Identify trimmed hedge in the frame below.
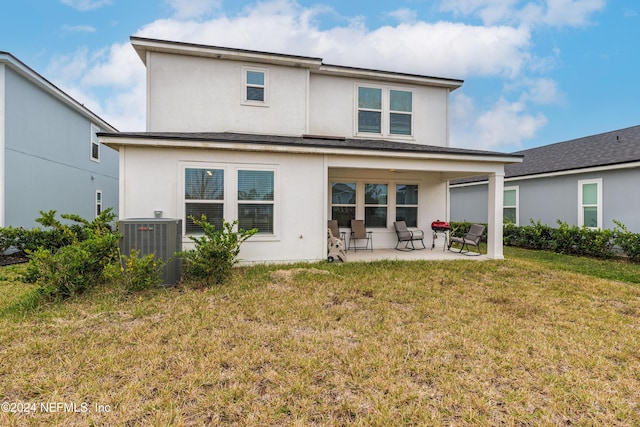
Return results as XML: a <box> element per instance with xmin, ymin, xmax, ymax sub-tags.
<box><xmin>449</xmin><ymin>220</ymin><xmax>640</xmax><ymax>262</ymax></box>
<box><xmin>502</xmin><ymin>219</ymin><xmax>640</xmax><ymax>262</ymax></box>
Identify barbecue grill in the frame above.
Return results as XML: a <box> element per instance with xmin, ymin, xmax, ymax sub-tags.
<box><xmin>430</xmin><ymin>220</ymin><xmax>450</xmax><ymax>250</ymax></box>
<box><xmin>431</xmin><ymin>220</ymin><xmax>450</xmax><ymax>232</ymax></box>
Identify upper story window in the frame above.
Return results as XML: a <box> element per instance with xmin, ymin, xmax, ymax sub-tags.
<box><xmin>357</xmin><ymin>86</ymin><xmax>413</xmax><ymax>137</ymax></box>
<box><xmin>390</xmin><ymin>90</ymin><xmax>412</xmax><ymax>135</ymax></box>
<box><xmin>90</xmin><ymin>124</ymin><xmax>100</xmax><ymax>162</ymax></box>
<box><xmin>358</xmin><ymin>87</ymin><xmax>382</xmax><ymax>133</ymax></box>
<box><xmin>243</xmin><ymin>67</ymin><xmax>269</xmax><ymax>105</ymax></box>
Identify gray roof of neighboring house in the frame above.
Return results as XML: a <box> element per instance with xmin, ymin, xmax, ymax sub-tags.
<box><xmin>451</xmin><ymin>124</ymin><xmax>640</xmax><ymax>184</ymax></box>
<box><xmin>507</xmin><ymin>124</ymin><xmax>640</xmax><ymax>178</ymax></box>
<box><xmin>98</xmin><ymin>131</ymin><xmax>521</xmax><ymax>160</ymax></box>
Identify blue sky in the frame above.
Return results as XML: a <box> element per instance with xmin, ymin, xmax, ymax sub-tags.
<box><xmin>2</xmin><ymin>0</ymin><xmax>638</xmax><ymax>152</ymax></box>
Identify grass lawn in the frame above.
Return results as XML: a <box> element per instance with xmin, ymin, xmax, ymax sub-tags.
<box><xmin>1</xmin><ymin>251</ymin><xmax>640</xmax><ymax>425</ymax></box>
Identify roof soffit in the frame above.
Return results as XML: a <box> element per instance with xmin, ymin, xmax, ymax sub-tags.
<box><xmin>130</xmin><ymin>37</ymin><xmax>463</xmax><ymax>89</ymax></box>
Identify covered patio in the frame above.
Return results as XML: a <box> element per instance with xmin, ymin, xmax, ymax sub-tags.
<box><xmin>344</xmin><ymin>246</ymin><xmax>491</xmax><ymax>262</ymax></box>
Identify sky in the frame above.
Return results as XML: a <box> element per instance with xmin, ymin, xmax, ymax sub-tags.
<box><xmin>1</xmin><ymin>0</ymin><xmax>639</xmax><ymax>152</ymax></box>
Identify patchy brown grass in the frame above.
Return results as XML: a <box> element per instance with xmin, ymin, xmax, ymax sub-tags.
<box><xmin>1</xmin><ymin>257</ymin><xmax>640</xmax><ymax>426</ymax></box>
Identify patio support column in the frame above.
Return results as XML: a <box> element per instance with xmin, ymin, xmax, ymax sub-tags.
<box><xmin>487</xmin><ymin>171</ymin><xmax>505</xmax><ymax>260</ymax></box>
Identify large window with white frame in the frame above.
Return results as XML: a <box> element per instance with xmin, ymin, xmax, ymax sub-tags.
<box><xmin>242</xmin><ymin>66</ymin><xmax>268</xmax><ymax>105</ymax></box>
<box><xmin>330</xmin><ymin>181</ymin><xmax>419</xmax><ymax>229</ymax></box>
<box><xmin>90</xmin><ymin>124</ymin><xmax>100</xmax><ymax>162</ymax></box>
<box><xmin>184</xmin><ymin>168</ymin><xmax>225</xmax><ymax>233</ymax></box>
<box><xmin>237</xmin><ymin>170</ymin><xmax>275</xmax><ymax>234</ymax></box>
<box><xmin>578</xmin><ymin>178</ymin><xmax>602</xmax><ymax>229</ymax></box>
<box><xmin>331</xmin><ymin>182</ymin><xmax>356</xmax><ymax>227</ymax></box>
<box><xmin>503</xmin><ymin>186</ymin><xmax>519</xmax><ymax>225</ymax></box>
<box><xmin>396</xmin><ymin>184</ymin><xmax>418</xmax><ymax>227</ymax></box>
<box><xmin>357</xmin><ymin>85</ymin><xmax>413</xmax><ymax>137</ymax></box>
<box><xmin>364</xmin><ymin>184</ymin><xmax>388</xmax><ymax>228</ymax></box>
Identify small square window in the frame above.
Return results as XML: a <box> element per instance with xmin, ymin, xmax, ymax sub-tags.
<box><xmin>243</xmin><ymin>68</ymin><xmax>268</xmax><ymax>104</ymax></box>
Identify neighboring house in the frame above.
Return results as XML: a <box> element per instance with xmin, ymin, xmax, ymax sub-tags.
<box><xmin>0</xmin><ymin>52</ymin><xmax>118</xmax><ymax>228</ymax></box>
<box><xmin>100</xmin><ymin>37</ymin><xmax>521</xmax><ymax>263</ymax></box>
<box><xmin>450</xmin><ymin>125</ymin><xmax>640</xmax><ymax>233</ymax></box>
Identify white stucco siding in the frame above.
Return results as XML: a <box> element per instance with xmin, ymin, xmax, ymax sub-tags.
<box><xmin>308</xmin><ymin>74</ymin><xmax>450</xmax><ymax>146</ymax></box>
<box><xmin>120</xmin><ymin>147</ymin><xmax>326</xmax><ymax>263</ymax></box>
<box><xmin>147</xmin><ymin>53</ymin><xmax>308</xmax><ymax>135</ymax></box>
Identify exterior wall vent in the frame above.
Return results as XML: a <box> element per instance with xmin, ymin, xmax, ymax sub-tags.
<box><xmin>118</xmin><ymin>218</ymin><xmax>182</xmax><ymax>285</ymax></box>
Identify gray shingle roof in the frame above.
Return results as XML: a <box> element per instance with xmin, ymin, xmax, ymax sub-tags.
<box><xmin>506</xmin><ymin>124</ymin><xmax>640</xmax><ymax>178</ymax></box>
<box><xmin>99</xmin><ymin>131</ymin><xmax>521</xmax><ymax>159</ymax></box>
<box><xmin>450</xmin><ymin>124</ymin><xmax>640</xmax><ymax>184</ymax></box>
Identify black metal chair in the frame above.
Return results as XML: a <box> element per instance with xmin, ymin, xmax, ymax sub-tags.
<box><xmin>448</xmin><ymin>224</ymin><xmax>485</xmax><ymax>255</ymax></box>
<box><xmin>393</xmin><ymin>221</ymin><xmax>426</xmax><ymax>251</ymax></box>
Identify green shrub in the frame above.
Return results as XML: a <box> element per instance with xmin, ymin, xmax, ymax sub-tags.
<box><xmin>503</xmin><ymin>219</ymin><xmax>631</xmax><ymax>261</ymax></box>
<box><xmin>23</xmin><ymin>233</ymin><xmax>119</xmax><ymax>299</ymax></box>
<box><xmin>21</xmin><ymin>209</ymin><xmax>120</xmax><ymax>300</ymax></box>
<box><xmin>178</xmin><ymin>216</ymin><xmax>257</xmax><ymax>286</ymax></box>
<box><xmin>106</xmin><ymin>248</ymin><xmax>164</xmax><ymax>293</ymax></box>
<box><xmin>613</xmin><ymin>220</ymin><xmax>640</xmax><ymax>262</ymax></box>
<box><xmin>0</xmin><ymin>209</ymin><xmax>117</xmax><ymax>255</ymax></box>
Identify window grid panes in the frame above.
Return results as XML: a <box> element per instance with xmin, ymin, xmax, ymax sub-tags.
<box><xmin>331</xmin><ymin>182</ymin><xmax>356</xmax><ymax>227</ymax></box>
<box><xmin>357</xmin><ymin>86</ymin><xmax>413</xmax><ymax>136</ymax></box>
<box><xmin>358</xmin><ymin>87</ymin><xmax>382</xmax><ymax>133</ymax></box>
<box><xmin>396</xmin><ymin>184</ymin><xmax>418</xmax><ymax>227</ymax></box>
<box><xmin>579</xmin><ymin>180</ymin><xmax>600</xmax><ymax>229</ymax></box>
<box><xmin>95</xmin><ymin>190</ymin><xmax>102</xmax><ymax>217</ymax></box>
<box><xmin>185</xmin><ymin>168</ymin><xmax>224</xmax><ymax>233</ymax></box>
<box><xmin>503</xmin><ymin>188</ymin><xmax>517</xmax><ymax>225</ymax></box>
<box><xmin>245</xmin><ymin>70</ymin><xmax>265</xmax><ymax>102</ymax></box>
<box><xmin>238</xmin><ymin>170</ymin><xmax>274</xmax><ymax>233</ymax></box>
<box><xmin>389</xmin><ymin>90</ymin><xmax>412</xmax><ymax>135</ymax></box>
<box><xmin>91</xmin><ymin>124</ymin><xmax>100</xmax><ymax>161</ymax></box>
<box><xmin>365</xmin><ymin>184</ymin><xmax>388</xmax><ymax>228</ymax></box>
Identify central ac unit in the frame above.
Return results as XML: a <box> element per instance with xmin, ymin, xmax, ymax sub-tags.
<box><xmin>118</xmin><ymin>218</ymin><xmax>182</xmax><ymax>285</ymax></box>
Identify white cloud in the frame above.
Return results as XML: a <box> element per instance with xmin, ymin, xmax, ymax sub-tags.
<box><xmin>62</xmin><ymin>24</ymin><xmax>96</xmax><ymax>33</ymax></box>
<box><xmin>441</xmin><ymin>0</ymin><xmax>606</xmax><ymax>28</ymax></box>
<box><xmin>387</xmin><ymin>8</ymin><xmax>418</xmax><ymax>23</ymax></box>
<box><xmin>60</xmin><ymin>0</ymin><xmax>112</xmax><ymax>12</ymax></box>
<box><xmin>45</xmin><ymin>0</ymin><xmax>601</xmax><ymax>146</ymax></box>
<box><xmin>165</xmin><ymin>0</ymin><xmax>222</xmax><ymax>20</ymax></box>
<box><xmin>451</xmin><ymin>92</ymin><xmax>547</xmax><ymax>150</ymax></box>
<box><xmin>135</xmin><ymin>1</ymin><xmax>531</xmax><ymax>79</ymax></box>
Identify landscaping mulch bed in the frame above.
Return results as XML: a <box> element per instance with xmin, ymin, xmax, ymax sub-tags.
<box><xmin>0</xmin><ymin>251</ymin><xmax>28</xmax><ymax>266</ymax></box>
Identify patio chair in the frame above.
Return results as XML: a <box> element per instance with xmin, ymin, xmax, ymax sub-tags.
<box><xmin>348</xmin><ymin>219</ymin><xmax>372</xmax><ymax>251</ymax></box>
<box><xmin>447</xmin><ymin>223</ymin><xmax>485</xmax><ymax>256</ymax></box>
<box><xmin>393</xmin><ymin>221</ymin><xmax>426</xmax><ymax>251</ymax></box>
<box><xmin>328</xmin><ymin>220</ymin><xmax>346</xmax><ymax>247</ymax></box>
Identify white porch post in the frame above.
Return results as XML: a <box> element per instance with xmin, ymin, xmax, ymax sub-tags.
<box><xmin>487</xmin><ymin>171</ymin><xmax>505</xmax><ymax>260</ymax></box>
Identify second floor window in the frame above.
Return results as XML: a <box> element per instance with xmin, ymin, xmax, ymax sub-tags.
<box><xmin>243</xmin><ymin>67</ymin><xmax>268</xmax><ymax>104</ymax></box>
<box><xmin>91</xmin><ymin>124</ymin><xmax>100</xmax><ymax>162</ymax></box>
<box><xmin>357</xmin><ymin>86</ymin><xmax>413</xmax><ymax>137</ymax></box>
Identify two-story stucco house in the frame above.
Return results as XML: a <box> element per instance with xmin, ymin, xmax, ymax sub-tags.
<box><xmin>0</xmin><ymin>52</ymin><xmax>118</xmax><ymax>228</ymax></box>
<box><xmin>99</xmin><ymin>37</ymin><xmax>521</xmax><ymax>263</ymax></box>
